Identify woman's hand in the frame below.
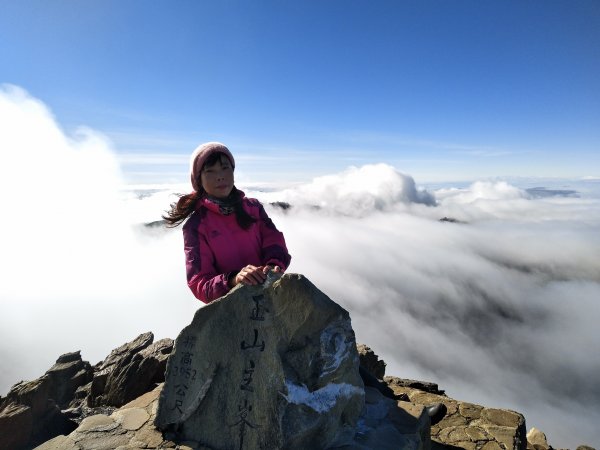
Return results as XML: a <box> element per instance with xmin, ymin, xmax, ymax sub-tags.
<box><xmin>233</xmin><ymin>265</ymin><xmax>267</xmax><ymax>286</ymax></box>
<box><xmin>262</xmin><ymin>265</ymin><xmax>281</xmax><ymax>274</ymax></box>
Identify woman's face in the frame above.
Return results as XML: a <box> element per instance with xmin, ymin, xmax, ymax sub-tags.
<box><xmin>201</xmin><ymin>155</ymin><xmax>234</xmax><ymax>198</ymax></box>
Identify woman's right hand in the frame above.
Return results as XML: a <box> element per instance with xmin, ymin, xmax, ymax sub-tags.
<box><xmin>233</xmin><ymin>265</ymin><xmax>267</xmax><ymax>286</ymax></box>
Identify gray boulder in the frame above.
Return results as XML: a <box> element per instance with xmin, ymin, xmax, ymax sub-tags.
<box><xmin>385</xmin><ymin>381</ymin><xmax>527</xmax><ymax>450</ymax></box>
<box><xmin>46</xmin><ymin>351</ymin><xmax>93</xmax><ymax>408</ymax></box>
<box><xmin>88</xmin><ymin>333</ymin><xmax>173</xmax><ymax>407</ymax></box>
<box><xmin>0</xmin><ymin>333</ymin><xmax>174</xmax><ymax>450</ymax></box>
<box><xmin>155</xmin><ymin>273</ymin><xmax>364</xmax><ymax>450</ymax></box>
<box><xmin>0</xmin><ymin>351</ymin><xmax>88</xmax><ymax>450</ymax></box>
<box><xmin>0</xmin><ymin>402</ymin><xmax>33</xmax><ymax>450</ymax></box>
<box><xmin>356</xmin><ymin>344</ymin><xmax>386</xmax><ymax>380</ymax></box>
<box><xmin>384</xmin><ymin>376</ymin><xmax>445</xmax><ymax>396</ymax></box>
<box><xmin>526</xmin><ymin>427</ymin><xmax>549</xmax><ymax>449</ymax></box>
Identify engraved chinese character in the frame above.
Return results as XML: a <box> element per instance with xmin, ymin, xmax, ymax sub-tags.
<box><xmin>180</xmin><ymin>351</ymin><xmax>193</xmax><ymax>365</ymax></box>
<box><xmin>250</xmin><ymin>294</ymin><xmax>268</xmax><ymax>321</ymax></box>
<box><xmin>182</xmin><ymin>335</ymin><xmax>197</xmax><ymax>349</ymax></box>
<box><xmin>241</xmin><ymin>329</ymin><xmax>265</xmax><ymax>352</ymax></box>
<box><xmin>240</xmin><ymin>360</ymin><xmax>255</xmax><ymax>392</ymax></box>
<box><xmin>170</xmin><ymin>398</ymin><xmax>184</xmax><ymax>414</ymax></box>
<box><xmin>230</xmin><ymin>399</ymin><xmax>258</xmax><ymax>449</ymax></box>
<box><xmin>175</xmin><ymin>383</ymin><xmax>189</xmax><ymax>397</ymax></box>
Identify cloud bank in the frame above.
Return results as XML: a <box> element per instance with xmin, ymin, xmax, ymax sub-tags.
<box><xmin>0</xmin><ymin>86</ymin><xmax>200</xmax><ymax>396</ymax></box>
<box><xmin>1</xmin><ymin>86</ymin><xmax>599</xmax><ymax>448</ymax></box>
<box><xmin>256</xmin><ymin>163</ymin><xmax>435</xmax><ymax>216</ymax></box>
<box><xmin>263</xmin><ymin>178</ymin><xmax>600</xmax><ymax>447</ymax></box>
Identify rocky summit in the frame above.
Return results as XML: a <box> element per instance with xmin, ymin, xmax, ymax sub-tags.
<box><xmin>0</xmin><ymin>333</ymin><xmax>172</xmax><ymax>450</ymax></box>
<box><xmin>0</xmin><ymin>273</ymin><xmax>596</xmax><ymax>450</ymax></box>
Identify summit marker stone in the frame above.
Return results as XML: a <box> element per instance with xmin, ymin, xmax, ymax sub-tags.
<box><xmin>155</xmin><ymin>273</ymin><xmax>364</xmax><ymax>450</ymax></box>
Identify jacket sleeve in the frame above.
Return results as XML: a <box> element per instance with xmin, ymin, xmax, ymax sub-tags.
<box><xmin>183</xmin><ymin>215</ymin><xmax>231</xmax><ymax>303</ymax></box>
<box><xmin>256</xmin><ymin>203</ymin><xmax>292</xmax><ymax>270</ymax></box>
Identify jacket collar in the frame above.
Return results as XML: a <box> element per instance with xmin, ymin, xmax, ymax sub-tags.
<box><xmin>198</xmin><ymin>189</ymin><xmax>245</xmax><ymax>215</ymax></box>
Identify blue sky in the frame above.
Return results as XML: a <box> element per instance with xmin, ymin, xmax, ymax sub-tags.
<box><xmin>1</xmin><ymin>0</ymin><xmax>599</xmax><ymax>184</ymax></box>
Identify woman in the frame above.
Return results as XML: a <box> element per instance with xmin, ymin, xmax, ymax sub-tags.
<box><xmin>163</xmin><ymin>142</ymin><xmax>291</xmax><ymax>303</ymax></box>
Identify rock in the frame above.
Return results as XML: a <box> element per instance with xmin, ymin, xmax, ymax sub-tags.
<box><xmin>576</xmin><ymin>446</ymin><xmax>596</xmax><ymax>450</ymax></box>
<box><xmin>24</xmin><ymin>330</ymin><xmax>566</xmax><ymax>450</ymax></box>
<box><xmin>46</xmin><ymin>351</ymin><xmax>94</xmax><ymax>408</ymax></box>
<box><xmin>0</xmin><ymin>403</ymin><xmax>32</xmax><ymax>450</ymax></box>
<box><xmin>89</xmin><ymin>333</ymin><xmax>173</xmax><ymax>407</ymax></box>
<box><xmin>1</xmin><ymin>376</ymin><xmax>51</xmax><ymax>417</ymax></box>
<box><xmin>270</xmin><ymin>201</ymin><xmax>292</xmax><ymax>210</ymax></box>
<box><xmin>384</xmin><ymin>375</ymin><xmax>445</xmax><ymax>395</ymax></box>
<box><xmin>31</xmin><ymin>381</ymin><xmax>432</xmax><ymax>450</ymax></box>
<box><xmin>155</xmin><ymin>273</ymin><xmax>364</xmax><ymax>450</ymax></box>
<box><xmin>439</xmin><ymin>216</ymin><xmax>465</xmax><ymax>224</ymax></box>
<box><xmin>56</xmin><ymin>352</ymin><xmax>84</xmax><ymax>364</ymax></box>
<box><xmin>356</xmin><ymin>344</ymin><xmax>386</xmax><ymax>379</ymax></box>
<box><xmin>61</xmin><ymin>404</ymin><xmax>116</xmax><ymax>426</ymax></box>
<box><xmin>32</xmin><ymin>435</ymin><xmax>79</xmax><ymax>450</ymax></box>
<box><xmin>350</xmin><ymin>386</ymin><xmax>430</xmax><ymax>449</ymax></box>
<box><xmin>73</xmin><ymin>382</ymin><xmax>92</xmax><ymax>403</ymax></box>
<box><xmin>32</xmin><ymin>384</ymin><xmax>165</xmax><ymax>450</ymax></box>
<box><xmin>111</xmin><ymin>407</ymin><xmax>150</xmax><ymax>431</ymax></box>
<box><xmin>0</xmin><ymin>398</ymin><xmax>74</xmax><ymax>450</ymax></box>
<box><xmin>77</xmin><ymin>414</ymin><xmax>120</xmax><ymax>433</ymax></box>
<box><xmin>0</xmin><ymin>339</ymin><xmax>172</xmax><ymax>450</ymax></box>
<box><xmin>386</xmin><ymin>383</ymin><xmax>527</xmax><ymax>450</ymax></box>
<box><xmin>0</xmin><ymin>361</ymin><xmax>80</xmax><ymax>450</ymax></box>
<box><xmin>89</xmin><ymin>332</ymin><xmax>154</xmax><ymax>406</ymax></box>
<box><xmin>99</xmin><ymin>333</ymin><xmax>155</xmax><ymax>370</ymax></box>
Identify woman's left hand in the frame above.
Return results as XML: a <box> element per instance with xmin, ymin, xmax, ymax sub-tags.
<box><xmin>234</xmin><ymin>265</ymin><xmax>267</xmax><ymax>286</ymax></box>
<box><xmin>262</xmin><ymin>265</ymin><xmax>281</xmax><ymax>274</ymax></box>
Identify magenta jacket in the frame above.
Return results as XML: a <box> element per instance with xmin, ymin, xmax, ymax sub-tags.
<box><xmin>182</xmin><ymin>193</ymin><xmax>291</xmax><ymax>303</ymax></box>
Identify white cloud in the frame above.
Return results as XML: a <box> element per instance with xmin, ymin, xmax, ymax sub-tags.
<box><xmin>254</xmin><ymin>164</ymin><xmax>435</xmax><ymax>217</ymax></box>
<box><xmin>1</xmin><ymin>86</ymin><xmax>599</xmax><ymax>448</ymax></box>
<box><xmin>251</xmin><ymin>168</ymin><xmax>600</xmax><ymax>447</ymax></box>
<box><xmin>268</xmin><ymin>200</ymin><xmax>600</xmax><ymax>448</ymax></box>
<box><xmin>0</xmin><ymin>85</ymin><xmax>199</xmax><ymax>392</ymax></box>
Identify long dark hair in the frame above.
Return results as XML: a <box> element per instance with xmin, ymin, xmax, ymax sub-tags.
<box><xmin>162</xmin><ymin>190</ymin><xmax>199</xmax><ymax>227</ymax></box>
<box><xmin>162</xmin><ymin>153</ymin><xmax>256</xmax><ymax>229</ymax></box>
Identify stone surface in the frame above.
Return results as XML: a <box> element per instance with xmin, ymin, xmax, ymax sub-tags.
<box><xmin>89</xmin><ymin>332</ymin><xmax>173</xmax><ymax>408</ymax></box>
<box><xmin>2</xmin><ymin>376</ymin><xmax>51</xmax><ymax>417</ymax></box>
<box><xmin>111</xmin><ymin>407</ymin><xmax>150</xmax><ymax>431</ymax></box>
<box><xmin>0</xmin><ymin>332</ymin><xmax>173</xmax><ymax>450</ymax></box>
<box><xmin>46</xmin><ymin>351</ymin><xmax>94</xmax><ymax>408</ymax></box>
<box><xmin>33</xmin><ymin>435</ymin><xmax>79</xmax><ymax>450</ymax></box>
<box><xmin>33</xmin><ymin>384</ymin><xmax>167</xmax><ymax>450</ymax></box>
<box><xmin>386</xmin><ymin>383</ymin><xmax>527</xmax><ymax>450</ymax></box>
<box><xmin>131</xmin><ymin>425</ymin><xmax>164</xmax><ymax>447</ymax></box>
<box><xmin>0</xmin><ymin>358</ymin><xmax>80</xmax><ymax>450</ymax></box>
<box><xmin>356</xmin><ymin>344</ymin><xmax>386</xmax><ymax>379</ymax></box>
<box><xmin>0</xmin><ymin>402</ymin><xmax>32</xmax><ymax>450</ymax></box>
<box><xmin>527</xmin><ymin>427</ymin><xmax>548</xmax><ymax>449</ymax></box>
<box><xmin>349</xmin><ymin>386</ymin><xmax>430</xmax><ymax>450</ymax></box>
<box><xmin>77</xmin><ymin>414</ymin><xmax>119</xmax><ymax>432</ymax></box>
<box><xmin>384</xmin><ymin>376</ymin><xmax>445</xmax><ymax>396</ymax></box>
<box><xmin>33</xmin><ymin>381</ymin><xmax>435</xmax><ymax>450</ymax></box>
<box><xmin>27</xmin><ymin>346</ymin><xmax>573</xmax><ymax>450</ymax></box>
<box><xmin>155</xmin><ymin>273</ymin><xmax>365</xmax><ymax>450</ymax></box>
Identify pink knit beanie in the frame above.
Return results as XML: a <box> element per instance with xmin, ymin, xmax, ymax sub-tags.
<box><xmin>189</xmin><ymin>142</ymin><xmax>235</xmax><ymax>192</ymax></box>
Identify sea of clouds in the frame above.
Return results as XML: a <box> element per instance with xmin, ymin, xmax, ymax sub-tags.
<box><xmin>1</xmin><ymin>86</ymin><xmax>599</xmax><ymax>448</ymax></box>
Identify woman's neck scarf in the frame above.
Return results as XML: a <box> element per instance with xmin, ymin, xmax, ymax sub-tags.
<box><xmin>204</xmin><ymin>189</ymin><xmax>241</xmax><ymax>215</ymax></box>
